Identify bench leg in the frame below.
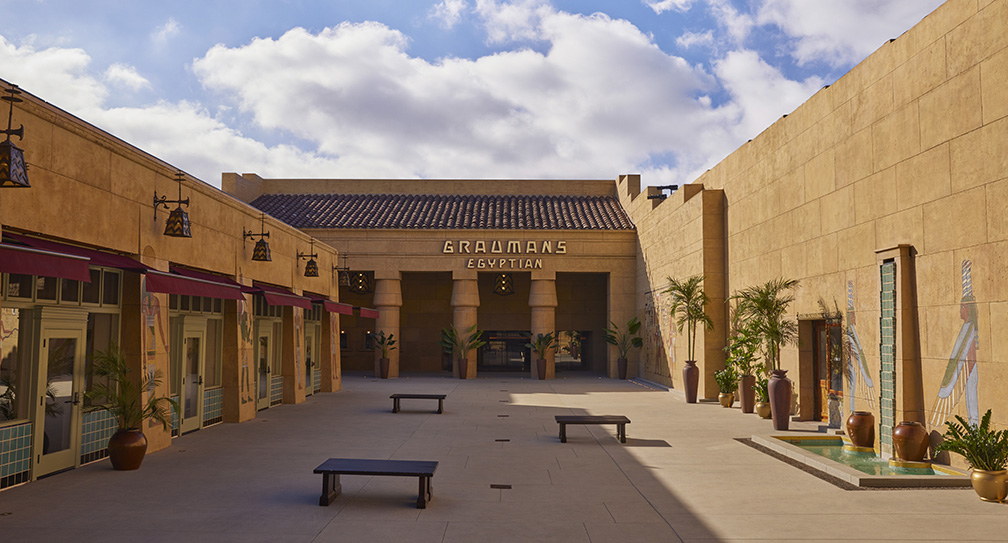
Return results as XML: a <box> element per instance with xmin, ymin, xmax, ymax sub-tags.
<box><xmin>437</xmin><ymin>399</ymin><xmax>443</xmax><ymax>414</ymax></box>
<box><xmin>618</xmin><ymin>424</ymin><xmax>626</xmax><ymax>443</ymax></box>
<box><xmin>417</xmin><ymin>476</ymin><xmax>432</xmax><ymax>509</ymax></box>
<box><xmin>319</xmin><ymin>473</ymin><xmax>342</xmax><ymax>506</ymax></box>
<box><xmin>559</xmin><ymin>423</ymin><xmax>567</xmax><ymax>443</ymax></box>
<box><xmin>393</xmin><ymin>398</ymin><xmax>400</xmax><ymax>413</ymax></box>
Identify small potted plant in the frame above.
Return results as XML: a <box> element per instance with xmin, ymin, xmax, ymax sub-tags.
<box><xmin>754</xmin><ymin>376</ymin><xmax>771</xmax><ymax>419</ymax></box>
<box><xmin>936</xmin><ymin>409</ymin><xmax>1008</xmax><ymax>503</ymax></box>
<box><xmin>666</xmin><ymin>275</ymin><xmax>713</xmax><ymax>403</ymax></box>
<box><xmin>440</xmin><ymin>324</ymin><xmax>486</xmax><ymax>379</ymax></box>
<box><xmin>84</xmin><ymin>345</ymin><xmax>178</xmax><ymax>470</ymax></box>
<box><xmin>604</xmin><ymin>317</ymin><xmax>643</xmax><ymax>379</ymax></box>
<box><xmin>714</xmin><ymin>366</ymin><xmax>738</xmax><ymax>408</ymax></box>
<box><xmin>725</xmin><ymin>319</ymin><xmax>761</xmax><ymax>413</ymax></box>
<box><xmin>373</xmin><ymin>331</ymin><xmax>396</xmax><ymax>379</ymax></box>
<box><xmin>526</xmin><ymin>332</ymin><xmax>557</xmax><ymax>380</ymax></box>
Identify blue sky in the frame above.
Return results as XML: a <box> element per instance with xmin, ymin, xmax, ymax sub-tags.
<box><xmin>0</xmin><ymin>0</ymin><xmax>944</xmax><ymax>188</ymax></box>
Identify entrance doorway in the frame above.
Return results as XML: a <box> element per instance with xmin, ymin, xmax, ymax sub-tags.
<box><xmin>479</xmin><ymin>331</ymin><xmax>530</xmax><ymax>372</ymax></box>
<box><xmin>34</xmin><ymin>326</ymin><xmax>86</xmax><ymax>478</ymax></box>
<box><xmin>812</xmin><ymin>321</ymin><xmax>843</xmax><ymax>427</ymax></box>
<box><xmin>256</xmin><ymin>328</ymin><xmax>273</xmax><ymax>410</ymax></box>
<box><xmin>178</xmin><ymin>320</ymin><xmax>205</xmax><ymax>434</ymax></box>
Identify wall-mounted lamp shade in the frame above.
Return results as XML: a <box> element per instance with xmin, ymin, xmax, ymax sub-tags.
<box><xmin>304</xmin><ymin>258</ymin><xmax>319</xmax><ymax>277</ymax></box>
<box><xmin>338</xmin><ymin>271</ymin><xmax>351</xmax><ymax>286</ymax></box>
<box><xmin>164</xmin><ymin>204</ymin><xmax>191</xmax><ymax>237</ymax></box>
<box><xmin>1</xmin><ymin>85</ymin><xmax>30</xmax><ymax>188</ymax></box>
<box><xmin>252</xmin><ymin>238</ymin><xmax>272</xmax><ymax>261</ymax></box>
<box><xmin>493</xmin><ymin>273</ymin><xmax>514</xmax><ymax>296</ymax></box>
<box><xmin>349</xmin><ymin>272</ymin><xmax>372</xmax><ymax>294</ymax></box>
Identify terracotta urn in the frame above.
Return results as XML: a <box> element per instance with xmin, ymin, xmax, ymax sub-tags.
<box><xmin>108</xmin><ymin>428</ymin><xmax>148</xmax><ymax>471</ymax></box>
<box><xmin>846</xmin><ymin>411</ymin><xmax>875</xmax><ymax>448</ymax></box>
<box><xmin>617</xmin><ymin>357</ymin><xmax>628</xmax><ymax>380</ymax></box>
<box><xmin>970</xmin><ymin>469</ymin><xmax>1008</xmax><ymax>503</ymax></box>
<box><xmin>537</xmin><ymin>358</ymin><xmax>547</xmax><ymax>380</ymax></box>
<box><xmin>458</xmin><ymin>358</ymin><xmax>468</xmax><ymax>379</ymax></box>
<box><xmin>683</xmin><ymin>361</ymin><xmax>699</xmax><ymax>404</ymax></box>
<box><xmin>768</xmin><ymin>369</ymin><xmax>792</xmax><ymax>430</ymax></box>
<box><xmin>379</xmin><ymin>357</ymin><xmax>390</xmax><ymax>379</ymax></box>
<box><xmin>738</xmin><ymin>374</ymin><xmax>756</xmax><ymax>413</ymax></box>
<box><xmin>718</xmin><ymin>392</ymin><xmax>734</xmax><ymax>408</ymax></box>
<box><xmin>892</xmin><ymin>421</ymin><xmax>929</xmax><ymax>462</ymax></box>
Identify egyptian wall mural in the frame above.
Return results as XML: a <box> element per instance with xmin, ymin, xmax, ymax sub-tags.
<box><xmin>294</xmin><ymin>309</ymin><xmax>303</xmax><ymax>390</ymax></box>
<box><xmin>930</xmin><ymin>260</ymin><xmax>980</xmax><ymax>427</ymax></box>
<box><xmin>844</xmin><ymin>280</ymin><xmax>874</xmax><ymax>412</ymax></box>
<box><xmin>643</xmin><ymin>288</ymin><xmax>676</xmax><ymax>383</ymax></box>
<box><xmin>238</xmin><ymin>299</ymin><xmax>253</xmax><ymax>405</ymax></box>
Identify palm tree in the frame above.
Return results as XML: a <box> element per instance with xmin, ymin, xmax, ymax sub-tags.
<box><xmin>665</xmin><ymin>275</ymin><xmax>714</xmax><ymax>362</ymax></box>
<box><xmin>732</xmin><ymin>278</ymin><xmax>799</xmax><ymax>373</ymax></box>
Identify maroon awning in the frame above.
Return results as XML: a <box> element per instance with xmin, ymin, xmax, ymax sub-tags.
<box><xmin>252</xmin><ymin>281</ymin><xmax>312</xmax><ymax>309</ymax></box>
<box><xmin>357</xmin><ymin>307</ymin><xmax>379</xmax><ymax>319</ymax></box>
<box><xmin>0</xmin><ymin>243</ymin><xmax>91</xmax><ymax>281</ymax></box>
<box><xmin>145</xmin><ymin>270</ymin><xmax>245</xmax><ymax>300</ymax></box>
<box><xmin>5</xmin><ymin>232</ymin><xmax>148</xmax><ymax>271</ymax></box>
<box><xmin>309</xmin><ymin>296</ymin><xmax>355</xmax><ymax>315</ymax></box>
<box><xmin>170</xmin><ymin>265</ymin><xmax>243</xmax><ymax>287</ymax></box>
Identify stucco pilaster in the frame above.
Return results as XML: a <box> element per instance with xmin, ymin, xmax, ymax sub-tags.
<box><xmin>374</xmin><ymin>277</ymin><xmax>402</xmax><ymax>378</ymax></box>
<box><xmin>450</xmin><ymin>277</ymin><xmax>479</xmax><ymax>378</ymax></box>
<box><xmin>529</xmin><ymin>278</ymin><xmax>558</xmax><ymax>379</ymax></box>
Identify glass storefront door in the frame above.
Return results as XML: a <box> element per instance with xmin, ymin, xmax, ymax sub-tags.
<box><xmin>179</xmin><ymin>322</ymin><xmax>205</xmax><ymax>434</ymax></box>
<box><xmin>304</xmin><ymin>327</ymin><xmax>315</xmax><ymax>396</ymax></box>
<box><xmin>34</xmin><ymin>328</ymin><xmax>85</xmax><ymax>478</ymax></box>
<box><xmin>256</xmin><ymin>328</ymin><xmax>272</xmax><ymax>410</ymax></box>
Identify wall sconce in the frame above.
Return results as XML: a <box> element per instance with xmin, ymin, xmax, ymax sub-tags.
<box><xmin>333</xmin><ymin>253</ymin><xmax>351</xmax><ymax>286</ymax></box>
<box><xmin>298</xmin><ymin>239</ymin><xmax>319</xmax><ymax>277</ymax></box>
<box><xmin>154</xmin><ymin>170</ymin><xmax>192</xmax><ymax>237</ymax></box>
<box><xmin>349</xmin><ymin>272</ymin><xmax>372</xmax><ymax>294</ymax></box>
<box><xmin>493</xmin><ymin>272</ymin><xmax>514</xmax><ymax>296</ymax></box>
<box><xmin>243</xmin><ymin>213</ymin><xmax>271</xmax><ymax>262</ymax></box>
<box><xmin>1</xmin><ymin>84</ymin><xmax>30</xmax><ymax>188</ymax></box>
<box><xmin>647</xmin><ymin>184</ymin><xmax>679</xmax><ymax>201</ymax></box>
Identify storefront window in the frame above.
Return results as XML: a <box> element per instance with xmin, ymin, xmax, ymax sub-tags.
<box><xmin>1</xmin><ymin>308</ymin><xmax>33</xmax><ymax>422</ymax></box>
<box><xmin>36</xmin><ymin>276</ymin><xmax>58</xmax><ymax>301</ymax></box>
<box><xmin>5</xmin><ymin>274</ymin><xmax>33</xmax><ymax>300</ymax></box>
<box><xmin>61</xmin><ymin>278</ymin><xmax>80</xmax><ymax>303</ymax></box>
<box><xmin>84</xmin><ymin>313</ymin><xmax>119</xmax><ymax>408</ymax></box>
<box><xmin>81</xmin><ymin>269</ymin><xmax>102</xmax><ymax>304</ymax></box>
<box><xmin>102</xmin><ymin>270</ymin><xmax>120</xmax><ymax>306</ymax></box>
<box><xmin>205</xmin><ymin>319</ymin><xmax>222</xmax><ymax>387</ymax></box>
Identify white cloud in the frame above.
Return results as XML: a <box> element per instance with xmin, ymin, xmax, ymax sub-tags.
<box><xmin>429</xmin><ymin>0</ymin><xmax>469</xmax><ymax>29</ymax></box>
<box><xmin>0</xmin><ymin>35</ymin><xmax>106</xmax><ymax>112</ymax></box>
<box><xmin>676</xmin><ymin>29</ymin><xmax>713</xmax><ymax>49</ymax></box>
<box><xmin>644</xmin><ymin>0</ymin><xmax>694</xmax><ymax>15</ymax></box>
<box><xmin>105</xmin><ymin>63</ymin><xmax>151</xmax><ymax>91</ymax></box>
<box><xmin>474</xmin><ymin>0</ymin><xmax>551</xmax><ymax>44</ymax></box>
<box><xmin>755</xmin><ymin>0</ymin><xmax>945</xmax><ymax>67</ymax></box>
<box><xmin>152</xmin><ymin>18</ymin><xmax>180</xmax><ymax>45</ymax></box>
<box><xmin>709</xmin><ymin>0</ymin><xmax>754</xmax><ymax>45</ymax></box>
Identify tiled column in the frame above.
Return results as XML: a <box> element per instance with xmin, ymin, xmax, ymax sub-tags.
<box><xmin>529</xmin><ymin>272</ymin><xmax>557</xmax><ymax>379</ymax></box>
<box><xmin>374</xmin><ymin>276</ymin><xmax>402</xmax><ymax>378</ymax></box>
<box><xmin>450</xmin><ymin>270</ymin><xmax>479</xmax><ymax>379</ymax></box>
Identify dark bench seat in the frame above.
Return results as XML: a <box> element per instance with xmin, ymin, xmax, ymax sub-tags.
<box><xmin>391</xmin><ymin>393</ymin><xmax>446</xmax><ymax>414</ymax></box>
<box><xmin>313</xmin><ymin>458</ymin><xmax>439</xmax><ymax>508</ymax></box>
<box><xmin>555</xmin><ymin>415</ymin><xmax>631</xmax><ymax>443</ymax></box>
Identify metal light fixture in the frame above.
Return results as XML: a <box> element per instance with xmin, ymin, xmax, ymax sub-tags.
<box><xmin>243</xmin><ymin>213</ymin><xmax>271</xmax><ymax>262</ymax></box>
<box><xmin>333</xmin><ymin>253</ymin><xmax>351</xmax><ymax>286</ymax></box>
<box><xmin>298</xmin><ymin>239</ymin><xmax>319</xmax><ymax>277</ymax></box>
<box><xmin>647</xmin><ymin>184</ymin><xmax>679</xmax><ymax>202</ymax></box>
<box><xmin>349</xmin><ymin>272</ymin><xmax>372</xmax><ymax>294</ymax></box>
<box><xmin>493</xmin><ymin>272</ymin><xmax>514</xmax><ymax>296</ymax></box>
<box><xmin>1</xmin><ymin>84</ymin><xmax>30</xmax><ymax>188</ymax></box>
<box><xmin>154</xmin><ymin>170</ymin><xmax>192</xmax><ymax>237</ymax></box>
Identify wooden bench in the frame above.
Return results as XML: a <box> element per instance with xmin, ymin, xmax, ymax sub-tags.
<box><xmin>313</xmin><ymin>458</ymin><xmax>439</xmax><ymax>509</ymax></box>
<box><xmin>555</xmin><ymin>415</ymin><xmax>631</xmax><ymax>444</ymax></box>
<box><xmin>391</xmin><ymin>393</ymin><xmax>446</xmax><ymax>414</ymax></box>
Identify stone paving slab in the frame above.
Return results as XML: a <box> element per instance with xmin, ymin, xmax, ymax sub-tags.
<box><xmin>1</xmin><ymin>373</ymin><xmax>1006</xmax><ymax>542</ymax></box>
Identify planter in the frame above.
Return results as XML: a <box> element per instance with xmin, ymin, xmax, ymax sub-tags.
<box><xmin>768</xmin><ymin>369</ymin><xmax>792</xmax><ymax>430</ymax></box>
<box><xmin>846</xmin><ymin>411</ymin><xmax>875</xmax><ymax>448</ymax></box>
<box><xmin>970</xmin><ymin>469</ymin><xmax>1008</xmax><ymax>503</ymax></box>
<box><xmin>458</xmin><ymin>358</ymin><xmax>468</xmax><ymax>380</ymax></box>
<box><xmin>718</xmin><ymin>392</ymin><xmax>734</xmax><ymax>408</ymax></box>
<box><xmin>617</xmin><ymin>357</ymin><xmax>628</xmax><ymax>380</ymax></box>
<box><xmin>379</xmin><ymin>357</ymin><xmax>390</xmax><ymax>379</ymax></box>
<box><xmin>755</xmin><ymin>401</ymin><xmax>772</xmax><ymax>419</ymax></box>
<box><xmin>537</xmin><ymin>358</ymin><xmax>547</xmax><ymax>380</ymax></box>
<box><xmin>738</xmin><ymin>374</ymin><xmax>756</xmax><ymax>413</ymax></box>
<box><xmin>108</xmin><ymin>428</ymin><xmax>148</xmax><ymax>471</ymax></box>
<box><xmin>892</xmin><ymin>421</ymin><xmax>929</xmax><ymax>462</ymax></box>
<box><xmin>682</xmin><ymin>360</ymin><xmax>699</xmax><ymax>404</ymax></box>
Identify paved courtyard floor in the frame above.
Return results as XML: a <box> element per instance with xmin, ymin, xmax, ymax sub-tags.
<box><xmin>1</xmin><ymin>373</ymin><xmax>1006</xmax><ymax>542</ymax></box>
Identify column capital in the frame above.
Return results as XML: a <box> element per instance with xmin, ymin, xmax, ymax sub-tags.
<box><xmin>451</xmin><ymin>278</ymin><xmax>480</xmax><ymax>308</ymax></box>
<box><xmin>373</xmin><ymin>278</ymin><xmax>402</xmax><ymax>308</ymax></box>
<box><xmin>528</xmin><ymin>278</ymin><xmax>557</xmax><ymax>308</ymax></box>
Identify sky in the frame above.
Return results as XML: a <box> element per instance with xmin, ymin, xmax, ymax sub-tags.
<box><xmin>0</xmin><ymin>0</ymin><xmax>945</xmax><ymax>189</ymax></box>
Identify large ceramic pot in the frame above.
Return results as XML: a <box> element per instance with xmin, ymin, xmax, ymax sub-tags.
<box><xmin>718</xmin><ymin>392</ymin><xmax>734</xmax><ymax>408</ymax></box>
<box><xmin>458</xmin><ymin>358</ymin><xmax>468</xmax><ymax>379</ymax></box>
<box><xmin>755</xmin><ymin>401</ymin><xmax>772</xmax><ymax>419</ymax></box>
<box><xmin>379</xmin><ymin>357</ymin><xmax>390</xmax><ymax>379</ymax></box>
<box><xmin>768</xmin><ymin>369</ymin><xmax>792</xmax><ymax>431</ymax></box>
<box><xmin>537</xmin><ymin>358</ymin><xmax>547</xmax><ymax>380</ymax></box>
<box><xmin>683</xmin><ymin>360</ymin><xmax>699</xmax><ymax>404</ymax></box>
<box><xmin>108</xmin><ymin>428</ymin><xmax>148</xmax><ymax>471</ymax></box>
<box><xmin>617</xmin><ymin>357</ymin><xmax>628</xmax><ymax>380</ymax></box>
<box><xmin>846</xmin><ymin>411</ymin><xmax>875</xmax><ymax>448</ymax></box>
<box><xmin>970</xmin><ymin>469</ymin><xmax>1008</xmax><ymax>503</ymax></box>
<box><xmin>892</xmin><ymin>421</ymin><xmax>928</xmax><ymax>462</ymax></box>
<box><xmin>738</xmin><ymin>374</ymin><xmax>756</xmax><ymax>413</ymax></box>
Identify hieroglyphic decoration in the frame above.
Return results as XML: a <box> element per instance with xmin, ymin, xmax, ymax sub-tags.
<box><xmin>642</xmin><ymin>288</ymin><xmax>675</xmax><ymax>381</ymax></box>
<box><xmin>294</xmin><ymin>309</ymin><xmax>303</xmax><ymax>390</ymax></box>
<box><xmin>845</xmin><ymin>281</ymin><xmax>874</xmax><ymax>411</ymax></box>
<box><xmin>238</xmin><ymin>299</ymin><xmax>253</xmax><ymax>404</ymax></box>
<box><xmin>660</xmin><ymin>291</ymin><xmax>676</xmax><ymax>377</ymax></box>
<box><xmin>330</xmin><ymin>314</ymin><xmax>339</xmax><ymax>386</ymax></box>
<box><xmin>930</xmin><ymin>260</ymin><xmax>980</xmax><ymax>427</ymax></box>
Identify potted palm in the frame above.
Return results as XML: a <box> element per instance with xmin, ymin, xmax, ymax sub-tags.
<box><xmin>936</xmin><ymin>409</ymin><xmax>1008</xmax><ymax>503</ymax></box>
<box><xmin>725</xmin><ymin>320</ymin><xmax>761</xmax><ymax>413</ymax></box>
<box><xmin>440</xmin><ymin>324</ymin><xmax>486</xmax><ymax>379</ymax></box>
<box><xmin>714</xmin><ymin>366</ymin><xmax>738</xmax><ymax>408</ymax></box>
<box><xmin>754</xmin><ymin>376</ymin><xmax>771</xmax><ymax>418</ymax></box>
<box><xmin>526</xmin><ymin>332</ymin><xmax>557</xmax><ymax>380</ymax></box>
<box><xmin>666</xmin><ymin>275</ymin><xmax>713</xmax><ymax>403</ymax></box>
<box><xmin>604</xmin><ymin>317</ymin><xmax>643</xmax><ymax>379</ymax></box>
<box><xmin>373</xmin><ymin>331</ymin><xmax>396</xmax><ymax>379</ymax></box>
<box><xmin>84</xmin><ymin>345</ymin><xmax>178</xmax><ymax>470</ymax></box>
<box><xmin>733</xmin><ymin>278</ymin><xmax>799</xmax><ymax>430</ymax></box>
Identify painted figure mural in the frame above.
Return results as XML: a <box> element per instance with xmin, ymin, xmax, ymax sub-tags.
<box><xmin>844</xmin><ymin>281</ymin><xmax>874</xmax><ymax>411</ymax></box>
<box><xmin>295</xmin><ymin>309</ymin><xmax>303</xmax><ymax>390</ymax></box>
<box><xmin>930</xmin><ymin>260</ymin><xmax>980</xmax><ymax>427</ymax></box>
<box><xmin>238</xmin><ymin>299</ymin><xmax>254</xmax><ymax>405</ymax></box>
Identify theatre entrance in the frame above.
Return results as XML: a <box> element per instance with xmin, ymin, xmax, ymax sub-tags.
<box><xmin>478</xmin><ymin>331</ymin><xmax>530</xmax><ymax>372</ymax></box>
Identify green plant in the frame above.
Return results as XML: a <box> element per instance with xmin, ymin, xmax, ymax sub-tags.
<box><xmin>84</xmin><ymin>345</ymin><xmax>178</xmax><ymax>431</ymax></box>
<box><xmin>604</xmin><ymin>317</ymin><xmax>643</xmax><ymax>359</ymax></box>
<box><xmin>724</xmin><ymin>321</ymin><xmax>761</xmax><ymax>377</ymax></box>
<box><xmin>440</xmin><ymin>324</ymin><xmax>487</xmax><ymax>358</ymax></box>
<box><xmin>935</xmin><ymin>409</ymin><xmax>1008</xmax><ymax>472</ymax></box>
<box><xmin>526</xmin><ymin>332</ymin><xmax>557</xmax><ymax>361</ymax></box>
<box><xmin>373</xmin><ymin>330</ymin><xmax>397</xmax><ymax>358</ymax></box>
<box><xmin>731</xmin><ymin>278</ymin><xmax>800</xmax><ymax>372</ymax></box>
<box><xmin>754</xmin><ymin>377</ymin><xmax>769</xmax><ymax>403</ymax></box>
<box><xmin>714</xmin><ymin>366</ymin><xmax>738</xmax><ymax>394</ymax></box>
<box><xmin>665</xmin><ymin>275</ymin><xmax>714</xmax><ymax>362</ymax></box>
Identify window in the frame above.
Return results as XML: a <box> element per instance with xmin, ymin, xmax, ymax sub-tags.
<box><xmin>84</xmin><ymin>313</ymin><xmax>119</xmax><ymax>408</ymax></box>
<box><xmin>0</xmin><ymin>308</ymin><xmax>33</xmax><ymax>422</ymax></box>
<box><xmin>205</xmin><ymin>319</ymin><xmax>222</xmax><ymax>387</ymax></box>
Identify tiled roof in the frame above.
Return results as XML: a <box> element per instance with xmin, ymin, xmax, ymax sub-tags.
<box><xmin>250</xmin><ymin>193</ymin><xmax>635</xmax><ymax>230</ymax></box>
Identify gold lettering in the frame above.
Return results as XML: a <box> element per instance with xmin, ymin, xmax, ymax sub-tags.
<box><xmin>460</xmin><ymin>241</ymin><xmax>471</xmax><ymax>254</ymax></box>
<box><xmin>443</xmin><ymin>240</ymin><xmax>454</xmax><ymax>253</ymax></box>
<box><xmin>541</xmin><ymin>240</ymin><xmax>552</xmax><ymax>254</ymax></box>
<box><xmin>534</xmin><ymin>259</ymin><xmax>543</xmax><ymax>269</ymax></box>
<box><xmin>509</xmin><ymin>258</ymin><xmax>516</xmax><ymax>268</ymax></box>
<box><xmin>475</xmin><ymin>240</ymin><xmax>486</xmax><ymax>253</ymax></box>
<box><xmin>491</xmin><ymin>240</ymin><xmax>503</xmax><ymax>253</ymax></box>
<box><xmin>557</xmin><ymin>241</ymin><xmax>567</xmax><ymax>254</ymax></box>
<box><xmin>467</xmin><ymin>259</ymin><xmax>475</xmax><ymax>268</ymax></box>
<box><xmin>526</xmin><ymin>241</ymin><xmax>537</xmax><ymax>254</ymax></box>
<box><xmin>524</xmin><ymin>259</ymin><xmax>532</xmax><ymax>268</ymax></box>
<box><xmin>488</xmin><ymin>259</ymin><xmax>496</xmax><ymax>269</ymax></box>
<box><xmin>477</xmin><ymin>258</ymin><xmax>486</xmax><ymax>269</ymax></box>
<box><xmin>507</xmin><ymin>241</ymin><xmax>521</xmax><ymax>254</ymax></box>
<box><xmin>500</xmin><ymin>259</ymin><xmax>507</xmax><ymax>268</ymax></box>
